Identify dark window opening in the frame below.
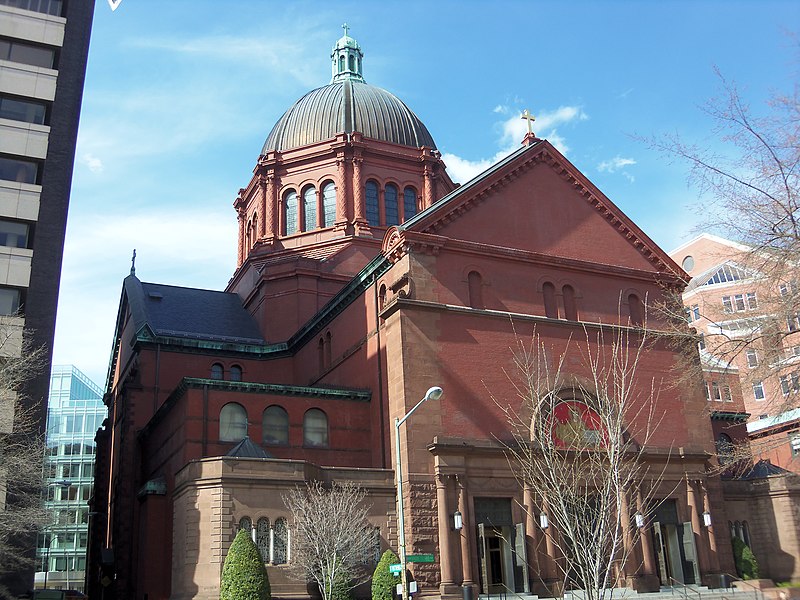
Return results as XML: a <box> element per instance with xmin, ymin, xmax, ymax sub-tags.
<box><xmin>0</xmin><ymin>37</ymin><xmax>56</xmax><ymax>69</ymax></box>
<box><xmin>0</xmin><ymin>155</ymin><xmax>40</xmax><ymax>184</ymax></box>
<box><xmin>0</xmin><ymin>95</ymin><xmax>48</xmax><ymax>125</ymax></box>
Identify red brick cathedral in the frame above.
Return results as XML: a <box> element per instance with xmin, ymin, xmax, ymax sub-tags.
<box><xmin>88</xmin><ymin>31</ymin><xmax>736</xmax><ymax>600</ymax></box>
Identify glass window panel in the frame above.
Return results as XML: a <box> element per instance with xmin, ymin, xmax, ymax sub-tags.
<box><xmin>229</xmin><ymin>365</ymin><xmax>242</xmax><ymax>382</ymax></box>
<box><xmin>220</xmin><ymin>403</ymin><xmax>247</xmax><ymax>441</ymax></box>
<box><xmin>403</xmin><ymin>187</ymin><xmax>417</xmax><ymax>220</ymax></box>
<box><xmin>210</xmin><ymin>363</ymin><xmax>223</xmax><ymax>380</ymax></box>
<box><xmin>0</xmin><ymin>219</ymin><xmax>31</xmax><ymax>248</ymax></box>
<box><xmin>365</xmin><ymin>181</ymin><xmax>379</xmax><ymax>226</ymax></box>
<box><xmin>0</xmin><ymin>0</ymin><xmax>63</xmax><ymax>16</ymax></box>
<box><xmin>322</xmin><ymin>182</ymin><xmax>336</xmax><ymax>227</ymax></box>
<box><xmin>284</xmin><ymin>190</ymin><xmax>298</xmax><ymax>235</ymax></box>
<box><xmin>0</xmin><ymin>156</ymin><xmax>38</xmax><ymax>184</ymax></box>
<box><xmin>303</xmin><ymin>408</ymin><xmax>328</xmax><ymax>447</ymax></box>
<box><xmin>385</xmin><ymin>184</ymin><xmax>399</xmax><ymax>226</ymax></box>
<box><xmin>303</xmin><ymin>186</ymin><xmax>316</xmax><ymax>231</ymax></box>
<box><xmin>256</xmin><ymin>517</ymin><xmax>270</xmax><ymax>562</ymax></box>
<box><xmin>2</xmin><ymin>39</ymin><xmax>55</xmax><ymax>68</ymax></box>
<box><xmin>273</xmin><ymin>517</ymin><xmax>288</xmax><ymax>564</ymax></box>
<box><xmin>0</xmin><ymin>287</ymin><xmax>22</xmax><ymax>314</ymax></box>
<box><xmin>0</xmin><ymin>96</ymin><xmax>47</xmax><ymax>125</ymax></box>
<box><xmin>263</xmin><ymin>405</ymin><xmax>289</xmax><ymax>446</ymax></box>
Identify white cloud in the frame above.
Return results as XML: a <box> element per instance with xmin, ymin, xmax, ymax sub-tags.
<box><xmin>597</xmin><ymin>156</ymin><xmax>637</xmax><ymax>173</ymax></box>
<box><xmin>493</xmin><ymin>104</ymin><xmax>508</xmax><ymax>114</ymax></box>
<box><xmin>81</xmin><ymin>153</ymin><xmax>104</xmax><ymax>173</ymax></box>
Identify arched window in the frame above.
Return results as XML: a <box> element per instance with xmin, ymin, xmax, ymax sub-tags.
<box><xmin>229</xmin><ymin>365</ymin><xmax>242</xmax><ymax>382</ymax></box>
<box><xmin>273</xmin><ymin>517</ymin><xmax>288</xmax><ymax>564</ymax></box>
<box><xmin>563</xmin><ymin>285</ymin><xmax>578</xmax><ymax>321</ymax></box>
<box><xmin>543</xmin><ymin>282</ymin><xmax>558</xmax><ymax>319</ymax></box>
<box><xmin>379</xmin><ymin>284</ymin><xmax>387</xmax><ymax>311</ymax></box>
<box><xmin>468</xmin><ymin>271</ymin><xmax>483</xmax><ymax>309</ymax></box>
<box><xmin>628</xmin><ymin>293</ymin><xmax>644</xmax><ymax>326</ymax></box>
<box><xmin>742</xmin><ymin>521</ymin><xmax>751</xmax><ymax>546</ymax></box>
<box><xmin>318</xmin><ymin>337</ymin><xmax>325</xmax><ymax>372</ymax></box>
<box><xmin>302</xmin><ymin>185</ymin><xmax>316</xmax><ymax>231</ymax></box>
<box><xmin>338</xmin><ymin>55</ymin><xmax>344</xmax><ymax>72</ymax></box>
<box><xmin>349</xmin><ymin>54</ymin><xmax>355</xmax><ymax>71</ymax></box>
<box><xmin>251</xmin><ymin>215</ymin><xmax>258</xmax><ymax>247</ymax></box>
<box><xmin>304</xmin><ymin>408</ymin><xmax>328</xmax><ymax>447</ymax></box>
<box><xmin>284</xmin><ymin>190</ymin><xmax>298</xmax><ymax>235</ymax></box>
<box><xmin>263</xmin><ymin>405</ymin><xmax>289</xmax><ymax>446</ymax></box>
<box><xmin>385</xmin><ymin>184</ymin><xmax>399</xmax><ymax>226</ymax></box>
<box><xmin>365</xmin><ymin>181</ymin><xmax>379</xmax><ymax>226</ymax></box>
<box><xmin>238</xmin><ymin>516</ymin><xmax>252</xmax><ymax>533</ymax></box>
<box><xmin>256</xmin><ymin>517</ymin><xmax>270</xmax><ymax>562</ymax></box>
<box><xmin>325</xmin><ymin>331</ymin><xmax>332</xmax><ymax>369</ymax></box>
<box><xmin>716</xmin><ymin>432</ymin><xmax>734</xmax><ymax>464</ymax></box>
<box><xmin>220</xmin><ymin>403</ymin><xmax>248</xmax><ymax>442</ymax></box>
<box><xmin>210</xmin><ymin>363</ymin><xmax>224</xmax><ymax>380</ymax></box>
<box><xmin>322</xmin><ymin>182</ymin><xmax>336</xmax><ymax>227</ymax></box>
<box><xmin>403</xmin><ymin>187</ymin><xmax>417</xmax><ymax>221</ymax></box>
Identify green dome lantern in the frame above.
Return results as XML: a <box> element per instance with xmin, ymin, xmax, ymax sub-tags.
<box><xmin>331</xmin><ymin>23</ymin><xmax>364</xmax><ymax>83</ymax></box>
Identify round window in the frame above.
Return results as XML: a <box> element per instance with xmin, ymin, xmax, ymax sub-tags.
<box><xmin>682</xmin><ymin>255</ymin><xmax>695</xmax><ymax>272</ymax></box>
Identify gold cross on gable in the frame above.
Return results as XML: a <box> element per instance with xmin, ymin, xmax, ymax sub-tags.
<box><xmin>521</xmin><ymin>109</ymin><xmax>536</xmax><ymax>135</ymax></box>
<box><xmin>342</xmin><ymin>23</ymin><xmax>349</xmax><ymax>37</ymax></box>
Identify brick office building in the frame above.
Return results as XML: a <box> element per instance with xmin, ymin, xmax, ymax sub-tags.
<box><xmin>88</xmin><ymin>32</ymin><xmax>736</xmax><ymax>600</ymax></box>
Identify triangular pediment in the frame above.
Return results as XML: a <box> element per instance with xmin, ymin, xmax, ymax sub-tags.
<box><xmin>391</xmin><ymin>140</ymin><xmax>681</xmax><ymax>278</ymax></box>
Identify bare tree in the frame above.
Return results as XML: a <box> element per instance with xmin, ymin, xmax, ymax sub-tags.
<box><xmin>0</xmin><ymin>316</ymin><xmax>47</xmax><ymax>596</ymax></box>
<box><xmin>283</xmin><ymin>481</ymin><xmax>378</xmax><ymax>600</ymax></box>
<box><xmin>649</xmin><ymin>62</ymin><xmax>800</xmax><ymax>411</ymax></box>
<box><xmin>500</xmin><ymin>325</ymin><xmax>670</xmax><ymax>600</ymax></box>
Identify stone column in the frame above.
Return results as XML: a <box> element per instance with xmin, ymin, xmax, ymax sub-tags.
<box><xmin>456</xmin><ymin>475</ymin><xmax>474</xmax><ymax>587</ymax></box>
<box><xmin>258</xmin><ymin>175</ymin><xmax>267</xmax><ymax>238</ymax></box>
<box><xmin>523</xmin><ymin>485</ymin><xmax>541</xmax><ymax>590</ymax></box>
<box><xmin>236</xmin><ymin>207</ymin><xmax>245</xmax><ymax>267</ymax></box>
<box><xmin>619</xmin><ymin>489</ymin><xmax>635</xmax><ymax>580</ymax></box>
<box><xmin>541</xmin><ymin>496</ymin><xmax>558</xmax><ymax>584</ymax></box>
<box><xmin>435</xmin><ymin>474</ymin><xmax>456</xmax><ymax>593</ymax></box>
<box><xmin>423</xmin><ymin>164</ymin><xmax>435</xmax><ymax>209</ymax></box>
<box><xmin>701</xmin><ymin>480</ymin><xmax>720</xmax><ymax>572</ymax></box>
<box><xmin>686</xmin><ymin>478</ymin><xmax>711</xmax><ymax>577</ymax></box>
<box><xmin>335</xmin><ymin>156</ymin><xmax>349</xmax><ymax>230</ymax></box>
<box><xmin>264</xmin><ymin>174</ymin><xmax>277</xmax><ymax>241</ymax></box>
<box><xmin>636</xmin><ymin>488</ymin><xmax>655</xmax><ymax>577</ymax></box>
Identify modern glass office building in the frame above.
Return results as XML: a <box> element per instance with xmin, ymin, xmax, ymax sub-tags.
<box><xmin>35</xmin><ymin>365</ymin><xmax>105</xmax><ymax>591</ymax></box>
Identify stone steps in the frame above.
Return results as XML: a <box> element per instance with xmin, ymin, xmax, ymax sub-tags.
<box><xmin>476</xmin><ymin>587</ymin><xmax>762</xmax><ymax>600</ymax></box>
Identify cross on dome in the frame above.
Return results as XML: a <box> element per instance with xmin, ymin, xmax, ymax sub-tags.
<box><xmin>331</xmin><ymin>26</ymin><xmax>365</xmax><ymax>83</ymax></box>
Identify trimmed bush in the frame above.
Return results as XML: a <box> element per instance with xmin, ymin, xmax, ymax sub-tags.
<box><xmin>732</xmin><ymin>537</ymin><xmax>760</xmax><ymax>580</ymax></box>
<box><xmin>221</xmin><ymin>528</ymin><xmax>271</xmax><ymax>600</ymax></box>
<box><xmin>372</xmin><ymin>549</ymin><xmax>400</xmax><ymax>600</ymax></box>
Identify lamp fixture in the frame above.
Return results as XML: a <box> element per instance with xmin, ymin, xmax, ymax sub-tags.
<box><xmin>453</xmin><ymin>510</ymin><xmax>463</xmax><ymax>530</ymax></box>
<box><xmin>539</xmin><ymin>513</ymin><xmax>549</xmax><ymax>529</ymax></box>
<box><xmin>635</xmin><ymin>512</ymin><xmax>645</xmax><ymax>529</ymax></box>
<box><xmin>702</xmin><ymin>511</ymin><xmax>712</xmax><ymax>527</ymax></box>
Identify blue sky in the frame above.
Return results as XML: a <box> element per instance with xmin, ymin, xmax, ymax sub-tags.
<box><xmin>54</xmin><ymin>0</ymin><xmax>799</xmax><ymax>385</ymax></box>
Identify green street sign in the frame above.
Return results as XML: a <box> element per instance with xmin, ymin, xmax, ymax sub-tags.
<box><xmin>389</xmin><ymin>563</ymin><xmax>402</xmax><ymax>574</ymax></box>
<box><xmin>407</xmin><ymin>553</ymin><xmax>435</xmax><ymax>563</ymax></box>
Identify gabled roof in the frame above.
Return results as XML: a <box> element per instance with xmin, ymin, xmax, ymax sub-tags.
<box><xmin>123</xmin><ymin>275</ymin><xmax>265</xmax><ymax>345</ymax></box>
<box><xmin>390</xmin><ymin>139</ymin><xmax>683</xmax><ymax>279</ymax></box>
<box><xmin>669</xmin><ymin>232</ymin><xmax>751</xmax><ymax>257</ymax></box>
<box><xmin>734</xmin><ymin>459</ymin><xmax>793</xmax><ymax>480</ymax></box>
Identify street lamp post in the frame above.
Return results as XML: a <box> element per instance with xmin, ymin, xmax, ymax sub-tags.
<box><xmin>395</xmin><ymin>386</ymin><xmax>443</xmax><ymax>600</ymax></box>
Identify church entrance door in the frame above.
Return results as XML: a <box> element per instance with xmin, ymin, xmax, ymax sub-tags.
<box><xmin>474</xmin><ymin>498</ymin><xmax>527</xmax><ymax>595</ymax></box>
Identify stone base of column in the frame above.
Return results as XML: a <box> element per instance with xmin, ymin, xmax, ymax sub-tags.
<box><xmin>542</xmin><ymin>579</ymin><xmax>565</xmax><ymax>599</ymax></box>
<box><xmin>257</xmin><ymin>235</ymin><xmax>276</xmax><ymax>247</ymax></box>
<box><xmin>439</xmin><ymin>583</ymin><xmax>463</xmax><ymax>598</ymax></box>
<box><xmin>628</xmin><ymin>574</ymin><xmax>661</xmax><ymax>593</ymax></box>
<box><xmin>352</xmin><ymin>219</ymin><xmax>372</xmax><ymax>236</ymax></box>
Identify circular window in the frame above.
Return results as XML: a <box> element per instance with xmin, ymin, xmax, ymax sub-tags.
<box><xmin>550</xmin><ymin>400</ymin><xmax>604</xmax><ymax>448</ymax></box>
<box><xmin>682</xmin><ymin>255</ymin><xmax>695</xmax><ymax>272</ymax></box>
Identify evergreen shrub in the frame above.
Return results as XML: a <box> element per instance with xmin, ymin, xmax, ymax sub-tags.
<box><xmin>731</xmin><ymin>537</ymin><xmax>760</xmax><ymax>580</ymax></box>
<box><xmin>371</xmin><ymin>549</ymin><xmax>400</xmax><ymax>600</ymax></box>
<box><xmin>221</xmin><ymin>528</ymin><xmax>272</xmax><ymax>600</ymax></box>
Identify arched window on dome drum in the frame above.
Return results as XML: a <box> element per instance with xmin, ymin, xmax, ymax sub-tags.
<box><xmin>273</xmin><ymin>517</ymin><xmax>288</xmax><ymax>564</ymax></box>
<box><xmin>349</xmin><ymin>54</ymin><xmax>355</xmax><ymax>72</ymax></box>
<box><xmin>468</xmin><ymin>271</ymin><xmax>483</xmax><ymax>309</ymax></box>
<box><xmin>385</xmin><ymin>184</ymin><xmax>399</xmax><ymax>226</ymax></box>
<box><xmin>403</xmin><ymin>187</ymin><xmax>417</xmax><ymax>221</ymax></box>
<box><xmin>304</xmin><ymin>408</ymin><xmax>328</xmax><ymax>447</ymax></box>
<box><xmin>302</xmin><ymin>186</ymin><xmax>316</xmax><ymax>231</ymax></box>
<box><xmin>562</xmin><ymin>285</ymin><xmax>578</xmax><ymax>321</ymax></box>
<box><xmin>339</xmin><ymin>55</ymin><xmax>345</xmax><ymax>72</ymax></box>
<box><xmin>220</xmin><ymin>402</ymin><xmax>247</xmax><ymax>442</ymax></box>
<box><xmin>322</xmin><ymin>182</ymin><xmax>336</xmax><ymax>227</ymax></box>
<box><xmin>543</xmin><ymin>282</ymin><xmax>558</xmax><ymax>319</ymax></box>
<box><xmin>256</xmin><ymin>517</ymin><xmax>270</xmax><ymax>562</ymax></box>
<box><xmin>284</xmin><ymin>190</ymin><xmax>298</xmax><ymax>235</ymax></box>
<box><xmin>365</xmin><ymin>181</ymin><xmax>379</xmax><ymax>226</ymax></box>
<box><xmin>263</xmin><ymin>405</ymin><xmax>289</xmax><ymax>446</ymax></box>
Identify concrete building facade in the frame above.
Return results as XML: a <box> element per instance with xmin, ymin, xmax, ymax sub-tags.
<box><xmin>0</xmin><ymin>0</ymin><xmax>94</xmax><ymax>593</ymax></box>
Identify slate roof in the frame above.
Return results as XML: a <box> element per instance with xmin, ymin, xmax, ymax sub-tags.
<box><xmin>226</xmin><ymin>436</ymin><xmax>273</xmax><ymax>459</ymax></box>
<box><xmin>123</xmin><ymin>275</ymin><xmax>265</xmax><ymax>345</ymax></box>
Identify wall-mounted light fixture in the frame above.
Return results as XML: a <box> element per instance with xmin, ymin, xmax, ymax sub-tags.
<box><xmin>539</xmin><ymin>513</ymin><xmax>549</xmax><ymax>529</ymax></box>
<box><xmin>453</xmin><ymin>510</ymin><xmax>463</xmax><ymax>530</ymax></box>
<box><xmin>702</xmin><ymin>511</ymin><xmax>712</xmax><ymax>527</ymax></box>
<box><xmin>635</xmin><ymin>512</ymin><xmax>645</xmax><ymax>529</ymax></box>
